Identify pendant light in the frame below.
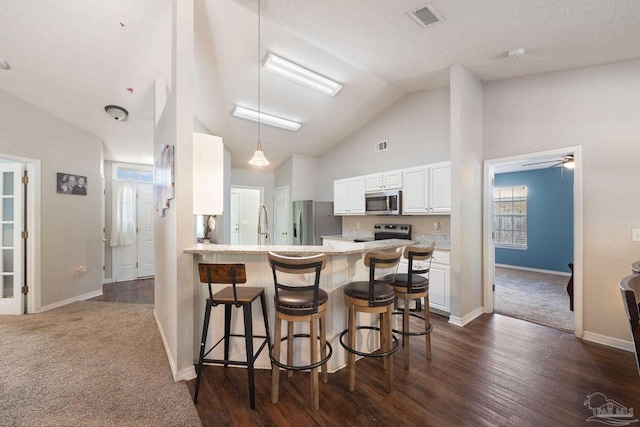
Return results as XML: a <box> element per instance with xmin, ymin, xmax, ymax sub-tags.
<box><xmin>248</xmin><ymin>0</ymin><xmax>269</xmax><ymax>166</ymax></box>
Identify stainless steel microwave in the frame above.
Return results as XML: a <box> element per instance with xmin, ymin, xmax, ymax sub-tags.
<box><xmin>365</xmin><ymin>190</ymin><xmax>402</xmax><ymax>215</ymax></box>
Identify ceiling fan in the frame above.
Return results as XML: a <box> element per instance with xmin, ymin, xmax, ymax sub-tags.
<box><xmin>522</xmin><ymin>154</ymin><xmax>574</xmax><ymax>169</ymax></box>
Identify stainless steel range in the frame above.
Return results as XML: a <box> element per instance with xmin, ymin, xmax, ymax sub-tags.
<box><xmin>354</xmin><ymin>224</ymin><xmax>411</xmax><ymax>242</ymax></box>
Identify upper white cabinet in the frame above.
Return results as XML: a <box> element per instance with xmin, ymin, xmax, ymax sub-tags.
<box><xmin>403</xmin><ymin>166</ymin><xmax>429</xmax><ymax>214</ymax></box>
<box><xmin>193</xmin><ymin>132</ymin><xmax>224</xmax><ymax>215</ymax></box>
<box><xmin>334</xmin><ymin>176</ymin><xmax>365</xmax><ymax>215</ymax></box>
<box><xmin>334</xmin><ymin>161</ymin><xmax>450</xmax><ymax>216</ymax></box>
<box><xmin>402</xmin><ymin>161</ymin><xmax>450</xmax><ymax>215</ymax></box>
<box><xmin>429</xmin><ymin>162</ymin><xmax>451</xmax><ymax>213</ymax></box>
<box><xmin>364</xmin><ymin>170</ymin><xmax>403</xmax><ymax>193</ymax></box>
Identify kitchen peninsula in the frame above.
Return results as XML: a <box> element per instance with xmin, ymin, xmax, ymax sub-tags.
<box><xmin>184</xmin><ymin>239</ymin><xmax>414</xmax><ymax>372</ymax></box>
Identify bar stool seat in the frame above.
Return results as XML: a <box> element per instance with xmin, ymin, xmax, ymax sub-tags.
<box><xmin>389</xmin><ymin>245</ymin><xmax>434</xmax><ymax>369</ymax></box>
<box><xmin>339</xmin><ymin>249</ymin><xmax>401</xmax><ymax>393</ymax></box>
<box><xmin>268</xmin><ymin>252</ymin><xmax>332</xmax><ymax>411</ymax></box>
<box><xmin>192</xmin><ymin>263</ymin><xmax>271</xmax><ymax>410</ymax></box>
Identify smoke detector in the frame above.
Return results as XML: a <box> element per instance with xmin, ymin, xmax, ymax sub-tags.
<box><xmin>0</xmin><ymin>56</ymin><xmax>11</xmax><ymax>70</ymax></box>
<box><xmin>407</xmin><ymin>4</ymin><xmax>443</xmax><ymax>28</ymax></box>
<box><xmin>508</xmin><ymin>48</ymin><xmax>526</xmax><ymax>58</ymax></box>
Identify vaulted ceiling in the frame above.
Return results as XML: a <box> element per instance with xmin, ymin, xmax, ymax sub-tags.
<box><xmin>1</xmin><ymin>0</ymin><xmax>639</xmax><ymax>168</ymax></box>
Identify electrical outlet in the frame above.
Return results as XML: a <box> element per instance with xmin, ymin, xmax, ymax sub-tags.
<box><xmin>633</xmin><ymin>229</ymin><xmax>640</xmax><ymax>242</ymax></box>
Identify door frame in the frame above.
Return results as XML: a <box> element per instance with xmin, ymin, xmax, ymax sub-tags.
<box><xmin>230</xmin><ymin>186</ymin><xmax>264</xmax><ymax>245</ymax></box>
<box><xmin>0</xmin><ymin>153</ymin><xmax>40</xmax><ymax>314</ymax></box>
<box><xmin>483</xmin><ymin>145</ymin><xmax>583</xmax><ymax>337</ymax></box>
<box><xmin>110</xmin><ymin>163</ymin><xmax>154</xmax><ymax>282</ymax></box>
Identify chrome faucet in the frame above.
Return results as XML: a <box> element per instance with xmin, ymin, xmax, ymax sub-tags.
<box><xmin>257</xmin><ymin>204</ymin><xmax>270</xmax><ymax>244</ymax></box>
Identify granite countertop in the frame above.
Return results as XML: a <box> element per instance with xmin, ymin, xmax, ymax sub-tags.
<box><xmin>322</xmin><ymin>233</ymin><xmax>451</xmax><ymax>251</ymax></box>
<box><xmin>184</xmin><ymin>238</ymin><xmax>417</xmax><ymax>256</ymax></box>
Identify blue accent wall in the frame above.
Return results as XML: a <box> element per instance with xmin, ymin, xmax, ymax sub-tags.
<box><xmin>495</xmin><ymin>168</ymin><xmax>573</xmax><ymax>273</ymax></box>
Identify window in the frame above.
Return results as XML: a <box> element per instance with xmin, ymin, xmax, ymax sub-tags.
<box><xmin>115</xmin><ymin>166</ymin><xmax>153</xmax><ymax>183</ymax></box>
<box><xmin>494</xmin><ymin>186</ymin><xmax>527</xmax><ymax>249</ymax></box>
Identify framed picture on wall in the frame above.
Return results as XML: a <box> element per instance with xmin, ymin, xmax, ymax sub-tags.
<box><xmin>57</xmin><ymin>173</ymin><xmax>87</xmax><ymax>195</ymax></box>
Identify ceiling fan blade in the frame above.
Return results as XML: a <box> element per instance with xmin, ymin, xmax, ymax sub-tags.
<box><xmin>522</xmin><ymin>159</ymin><xmax>561</xmax><ymax>166</ymax></box>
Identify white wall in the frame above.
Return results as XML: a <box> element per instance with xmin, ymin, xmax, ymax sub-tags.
<box><xmin>0</xmin><ymin>88</ymin><xmax>103</xmax><ymax>309</ymax></box>
<box><xmin>450</xmin><ymin>66</ymin><xmax>484</xmax><ymax>324</ymax></box>
<box><xmin>483</xmin><ymin>58</ymin><xmax>640</xmax><ymax>342</ymax></box>
<box><xmin>291</xmin><ymin>154</ymin><xmax>320</xmax><ymax>201</ymax></box>
<box><xmin>317</xmin><ymin>88</ymin><xmax>450</xmax><ymax>201</ymax></box>
<box><xmin>153</xmin><ymin>0</ymin><xmax>195</xmax><ymax>381</ymax></box>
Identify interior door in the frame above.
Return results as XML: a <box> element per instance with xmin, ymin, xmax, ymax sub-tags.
<box><xmin>0</xmin><ymin>163</ymin><xmax>24</xmax><ymax>314</ymax></box>
<box><xmin>230</xmin><ymin>191</ymin><xmax>239</xmax><ymax>245</ymax></box>
<box><xmin>273</xmin><ymin>186</ymin><xmax>289</xmax><ymax>245</ymax></box>
<box><xmin>136</xmin><ymin>183</ymin><xmax>154</xmax><ymax>277</ymax></box>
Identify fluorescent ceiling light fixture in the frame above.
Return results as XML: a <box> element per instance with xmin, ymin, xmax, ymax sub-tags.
<box><xmin>262</xmin><ymin>53</ymin><xmax>342</xmax><ymax>96</ymax></box>
<box><xmin>232</xmin><ymin>106</ymin><xmax>301</xmax><ymax>132</ymax></box>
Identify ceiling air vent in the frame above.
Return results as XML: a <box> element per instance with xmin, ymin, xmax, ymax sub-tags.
<box><xmin>375</xmin><ymin>140</ymin><xmax>388</xmax><ymax>153</ymax></box>
<box><xmin>407</xmin><ymin>4</ymin><xmax>443</xmax><ymax>28</ymax></box>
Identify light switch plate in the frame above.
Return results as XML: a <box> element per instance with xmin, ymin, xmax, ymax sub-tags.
<box><xmin>633</xmin><ymin>229</ymin><xmax>640</xmax><ymax>241</ymax></box>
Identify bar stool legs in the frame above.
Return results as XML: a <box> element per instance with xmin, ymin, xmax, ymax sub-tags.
<box><xmin>270</xmin><ymin>310</ymin><xmax>331</xmax><ymax>411</ymax></box>
<box><xmin>342</xmin><ymin>299</ymin><xmax>398</xmax><ymax>394</ymax></box>
<box><xmin>347</xmin><ymin>306</ymin><xmax>356</xmax><ymax>391</ymax></box>
<box><xmin>271</xmin><ymin>315</ymin><xmax>282</xmax><ymax>404</ymax></box>
<box><xmin>193</xmin><ymin>288</ymin><xmax>270</xmax><ymax>410</ymax></box>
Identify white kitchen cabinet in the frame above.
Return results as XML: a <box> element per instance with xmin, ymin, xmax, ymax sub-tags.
<box><xmin>397</xmin><ymin>250</ymin><xmax>450</xmax><ymax>314</ymax></box>
<box><xmin>402</xmin><ymin>166</ymin><xmax>429</xmax><ymax>214</ymax></box>
<box><xmin>333</xmin><ymin>176</ymin><xmax>365</xmax><ymax>215</ymax></box>
<box><xmin>429</xmin><ymin>162</ymin><xmax>451</xmax><ymax>213</ymax></box>
<box><xmin>402</xmin><ymin>162</ymin><xmax>450</xmax><ymax>215</ymax></box>
<box><xmin>365</xmin><ymin>170</ymin><xmax>403</xmax><ymax>193</ymax></box>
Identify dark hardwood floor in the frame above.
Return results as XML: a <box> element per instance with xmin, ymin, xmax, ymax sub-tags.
<box><xmin>187</xmin><ymin>312</ymin><xmax>640</xmax><ymax>427</ymax></box>
<box><xmin>88</xmin><ymin>278</ymin><xmax>154</xmax><ymax>304</ymax></box>
<box><xmin>87</xmin><ymin>279</ymin><xmax>640</xmax><ymax>425</ymax></box>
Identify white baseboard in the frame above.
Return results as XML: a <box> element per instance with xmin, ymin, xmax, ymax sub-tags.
<box><xmin>175</xmin><ymin>366</ymin><xmax>197</xmax><ymax>382</ymax></box>
<box><xmin>582</xmin><ymin>331</ymin><xmax>634</xmax><ymax>353</ymax></box>
<box><xmin>448</xmin><ymin>306</ymin><xmax>484</xmax><ymax>327</ymax></box>
<box><xmin>153</xmin><ymin>309</ymin><xmax>197</xmax><ymax>382</ymax></box>
<box><xmin>496</xmin><ymin>264</ymin><xmax>571</xmax><ymax>277</ymax></box>
<box><xmin>36</xmin><ymin>289</ymin><xmax>103</xmax><ymax>313</ymax></box>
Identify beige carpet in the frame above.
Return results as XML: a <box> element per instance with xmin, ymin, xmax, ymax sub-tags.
<box><xmin>0</xmin><ymin>301</ymin><xmax>201</xmax><ymax>427</ymax></box>
<box><xmin>494</xmin><ymin>267</ymin><xmax>574</xmax><ymax>331</ymax></box>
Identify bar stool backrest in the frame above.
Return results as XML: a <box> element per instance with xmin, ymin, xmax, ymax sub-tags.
<box><xmin>364</xmin><ymin>249</ymin><xmax>402</xmax><ymax>306</ymax></box>
<box><xmin>632</xmin><ymin>261</ymin><xmax>640</xmax><ymax>275</ymax></box>
<box><xmin>619</xmin><ymin>274</ymin><xmax>640</xmax><ymax>376</ymax></box>
<box><xmin>198</xmin><ymin>263</ymin><xmax>247</xmax><ymax>305</ymax></box>
<box><xmin>404</xmin><ymin>244</ymin><xmax>434</xmax><ymax>289</ymax></box>
<box><xmin>268</xmin><ymin>252</ymin><xmax>327</xmax><ymax>315</ymax></box>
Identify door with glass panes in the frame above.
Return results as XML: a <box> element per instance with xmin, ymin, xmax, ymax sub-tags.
<box><xmin>0</xmin><ymin>162</ymin><xmax>24</xmax><ymax>314</ymax></box>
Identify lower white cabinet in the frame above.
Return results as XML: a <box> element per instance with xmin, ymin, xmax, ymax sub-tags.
<box><xmin>397</xmin><ymin>250</ymin><xmax>450</xmax><ymax>314</ymax></box>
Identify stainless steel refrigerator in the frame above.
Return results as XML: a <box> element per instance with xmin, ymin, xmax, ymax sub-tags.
<box><xmin>292</xmin><ymin>201</ymin><xmax>342</xmax><ymax>245</ymax></box>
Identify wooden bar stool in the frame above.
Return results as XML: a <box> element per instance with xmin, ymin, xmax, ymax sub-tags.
<box><xmin>267</xmin><ymin>252</ymin><xmax>332</xmax><ymax>411</ymax></box>
<box><xmin>390</xmin><ymin>245</ymin><xmax>435</xmax><ymax>369</ymax></box>
<box><xmin>339</xmin><ymin>249</ymin><xmax>401</xmax><ymax>393</ymax></box>
<box><xmin>192</xmin><ymin>263</ymin><xmax>271</xmax><ymax>409</ymax></box>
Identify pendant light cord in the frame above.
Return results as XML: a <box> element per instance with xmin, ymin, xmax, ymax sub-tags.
<box><xmin>257</xmin><ymin>0</ymin><xmax>261</xmax><ymax>150</ymax></box>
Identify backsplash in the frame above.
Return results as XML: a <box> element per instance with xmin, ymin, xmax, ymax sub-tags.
<box><xmin>342</xmin><ymin>216</ymin><xmax>451</xmax><ymax>250</ymax></box>
<box><xmin>414</xmin><ymin>233</ymin><xmax>451</xmax><ymax>250</ymax></box>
